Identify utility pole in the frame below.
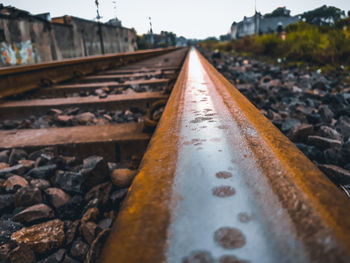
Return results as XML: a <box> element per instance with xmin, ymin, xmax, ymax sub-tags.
<box><xmin>254</xmin><ymin>0</ymin><xmax>259</xmax><ymax>34</ymax></box>
<box><xmin>112</xmin><ymin>0</ymin><xmax>117</xmax><ymax>18</ymax></box>
<box><xmin>95</xmin><ymin>0</ymin><xmax>105</xmax><ymax>54</ymax></box>
<box><xmin>149</xmin><ymin>17</ymin><xmax>154</xmax><ymax>46</ymax></box>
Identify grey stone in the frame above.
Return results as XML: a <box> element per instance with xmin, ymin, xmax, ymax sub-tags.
<box><xmin>55</xmin><ymin>171</ymin><xmax>84</xmax><ymax>194</ymax></box>
<box><xmin>70</xmin><ymin>240</ymin><xmax>89</xmax><ymax>261</ymax></box>
<box><xmin>0</xmin><ymin>194</ymin><xmax>14</xmax><ymax>213</ymax></box>
<box><xmin>81</xmin><ymin>156</ymin><xmax>109</xmax><ymax>190</ymax></box>
<box><xmin>26</xmin><ymin>165</ymin><xmax>57</xmax><ymax>180</ymax></box>
<box><xmin>0</xmin><ymin>220</ymin><xmax>22</xmax><ymax>245</ymax></box>
<box><xmin>56</xmin><ymin>195</ymin><xmax>85</xmax><ymax>221</ymax></box>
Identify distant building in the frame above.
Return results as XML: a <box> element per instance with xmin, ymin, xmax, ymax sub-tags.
<box><xmin>231</xmin><ymin>7</ymin><xmax>299</xmax><ymax>39</ymax></box>
<box><xmin>176</xmin><ymin>36</ymin><xmax>187</xmax><ymax>47</ymax></box>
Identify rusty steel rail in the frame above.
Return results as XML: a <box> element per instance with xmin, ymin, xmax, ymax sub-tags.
<box><xmin>100</xmin><ymin>48</ymin><xmax>350</xmax><ymax>263</ymax></box>
<box><xmin>0</xmin><ymin>47</ymin><xmax>181</xmax><ymax>99</ymax></box>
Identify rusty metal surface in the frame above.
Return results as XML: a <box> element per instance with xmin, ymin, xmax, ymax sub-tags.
<box><xmin>0</xmin><ymin>92</ymin><xmax>167</xmax><ymax>119</ymax></box>
<box><xmin>0</xmin><ymin>122</ymin><xmax>150</xmax><ymax>162</ymax></box>
<box><xmin>100</xmin><ymin>49</ymin><xmax>350</xmax><ymax>263</ymax></box>
<box><xmin>0</xmin><ymin>122</ymin><xmax>149</xmax><ymax>149</ymax></box>
<box><xmin>81</xmin><ymin>71</ymin><xmax>173</xmax><ymax>81</ymax></box>
<box><xmin>0</xmin><ymin>47</ymin><xmax>181</xmax><ymax>99</ymax></box>
<box><xmin>33</xmin><ymin>79</ymin><xmax>169</xmax><ymax>97</ymax></box>
<box><xmin>100</xmin><ymin>67</ymin><xmax>178</xmax><ymax>75</ymax></box>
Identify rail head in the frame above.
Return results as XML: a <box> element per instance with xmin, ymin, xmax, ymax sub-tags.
<box><xmin>100</xmin><ymin>48</ymin><xmax>350</xmax><ymax>263</ymax></box>
<box><xmin>0</xmin><ymin>47</ymin><xmax>183</xmax><ymax>99</ymax></box>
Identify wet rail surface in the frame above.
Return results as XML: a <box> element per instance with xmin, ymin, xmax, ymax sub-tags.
<box><xmin>100</xmin><ymin>49</ymin><xmax>350</xmax><ymax>263</ymax></box>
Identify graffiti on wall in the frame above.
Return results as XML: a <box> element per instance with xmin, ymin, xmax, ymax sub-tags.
<box><xmin>0</xmin><ymin>40</ymin><xmax>35</xmax><ymax>65</ymax></box>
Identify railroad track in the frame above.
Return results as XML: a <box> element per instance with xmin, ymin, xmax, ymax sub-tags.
<box><xmin>1</xmin><ymin>47</ymin><xmax>350</xmax><ymax>263</ymax></box>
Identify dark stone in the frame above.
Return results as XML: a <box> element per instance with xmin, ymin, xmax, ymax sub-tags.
<box><xmin>323</xmin><ymin>148</ymin><xmax>344</xmax><ymax>166</ymax></box>
<box><xmin>81</xmin><ymin>208</ymin><xmax>99</xmax><ymax>223</ymax></box>
<box><xmin>336</xmin><ymin>116</ymin><xmax>350</xmax><ymax>139</ymax></box>
<box><xmin>295</xmin><ymin>144</ymin><xmax>324</xmax><ymax>163</ymax></box>
<box><xmin>110</xmin><ymin>188</ymin><xmax>128</xmax><ymax>207</ymax></box>
<box><xmin>56</xmin><ymin>195</ymin><xmax>85</xmax><ymax>221</ymax></box>
<box><xmin>318</xmin><ymin>164</ymin><xmax>350</xmax><ymax>184</ymax></box>
<box><xmin>79</xmin><ymin>221</ymin><xmax>101</xmax><ymax>244</ymax></box>
<box><xmin>81</xmin><ymin>156</ymin><xmax>109</xmax><ymax>190</ymax></box>
<box><xmin>85</xmin><ymin>182</ymin><xmax>112</xmax><ymax>207</ymax></box>
<box><xmin>26</xmin><ymin>165</ymin><xmax>57</xmax><ymax>180</ymax></box>
<box><xmin>0</xmin><ymin>243</ymin><xmax>14</xmax><ymax>262</ymax></box>
<box><xmin>55</xmin><ymin>171</ymin><xmax>84</xmax><ymax>194</ymax></box>
<box><xmin>14</xmin><ymin>187</ymin><xmax>42</xmax><ymax>208</ymax></box>
<box><xmin>307</xmin><ymin>113</ymin><xmax>322</xmax><ymax>124</ymax></box>
<box><xmin>290</xmin><ymin>124</ymin><xmax>314</xmax><ymax>142</ymax></box>
<box><xmin>312</xmin><ymin>81</ymin><xmax>326</xmax><ymax>90</ymax></box>
<box><xmin>9</xmin><ymin>245</ymin><xmax>36</xmax><ymax>263</ymax></box>
<box><xmin>308</xmin><ymin>136</ymin><xmax>342</xmax><ymax>150</ymax></box>
<box><xmin>0</xmin><ymin>165</ymin><xmax>29</xmax><ymax>178</ymax></box>
<box><xmin>0</xmin><ymin>194</ymin><xmax>14</xmax><ymax>213</ymax></box>
<box><xmin>65</xmin><ymin>220</ymin><xmax>80</xmax><ymax>246</ymax></box>
<box><xmin>0</xmin><ymin>150</ymin><xmax>9</xmax><ymax>163</ymax></box>
<box><xmin>318</xmin><ymin>126</ymin><xmax>343</xmax><ymax>141</ymax></box>
<box><xmin>62</xmin><ymin>255</ymin><xmax>80</xmax><ymax>263</ymax></box>
<box><xmin>318</xmin><ymin>105</ymin><xmax>334</xmax><ymax>123</ymax></box>
<box><xmin>70</xmin><ymin>240</ymin><xmax>89</xmax><ymax>261</ymax></box>
<box><xmin>37</xmin><ymin>249</ymin><xmax>66</xmax><ymax>263</ymax></box>
<box><xmin>281</xmin><ymin>118</ymin><xmax>301</xmax><ymax>133</ymax></box>
<box><xmin>0</xmin><ymin>220</ymin><xmax>22</xmax><ymax>245</ymax></box>
<box><xmin>8</xmin><ymin>149</ymin><xmax>27</xmax><ymax>166</ymax></box>
<box><xmin>85</xmin><ymin>229</ymin><xmax>111</xmax><ymax>263</ymax></box>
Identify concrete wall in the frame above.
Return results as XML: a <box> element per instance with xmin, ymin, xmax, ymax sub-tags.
<box><xmin>0</xmin><ymin>15</ymin><xmax>137</xmax><ymax>66</ymax></box>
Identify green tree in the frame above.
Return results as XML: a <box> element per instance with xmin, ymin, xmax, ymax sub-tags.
<box><xmin>264</xmin><ymin>7</ymin><xmax>291</xmax><ymax>18</ymax></box>
<box><xmin>301</xmin><ymin>5</ymin><xmax>345</xmax><ymax>26</ymax></box>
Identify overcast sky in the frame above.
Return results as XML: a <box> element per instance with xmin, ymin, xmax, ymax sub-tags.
<box><xmin>1</xmin><ymin>0</ymin><xmax>350</xmax><ymax>39</ymax></box>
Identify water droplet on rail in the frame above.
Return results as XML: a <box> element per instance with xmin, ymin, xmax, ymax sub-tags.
<box><xmin>182</xmin><ymin>250</ymin><xmax>214</xmax><ymax>263</ymax></box>
<box><xmin>212</xmin><ymin>186</ymin><xmax>235</xmax><ymax>197</ymax></box>
<box><xmin>219</xmin><ymin>255</ymin><xmax>250</xmax><ymax>263</ymax></box>
<box><xmin>216</xmin><ymin>171</ymin><xmax>233</xmax><ymax>179</ymax></box>
<box><xmin>214</xmin><ymin>227</ymin><xmax>246</xmax><ymax>249</ymax></box>
<box><xmin>238</xmin><ymin>212</ymin><xmax>254</xmax><ymax>223</ymax></box>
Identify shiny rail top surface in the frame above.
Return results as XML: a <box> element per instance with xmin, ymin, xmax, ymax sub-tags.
<box><xmin>100</xmin><ymin>49</ymin><xmax>350</xmax><ymax>263</ymax></box>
